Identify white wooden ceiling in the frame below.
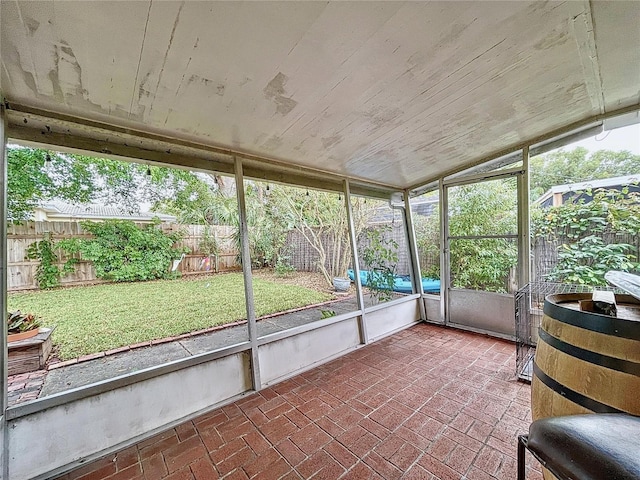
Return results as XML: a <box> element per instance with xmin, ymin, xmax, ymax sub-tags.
<box><xmin>2</xmin><ymin>1</ymin><xmax>639</xmax><ymax>190</ymax></box>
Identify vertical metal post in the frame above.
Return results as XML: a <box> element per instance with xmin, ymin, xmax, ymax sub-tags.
<box><xmin>344</xmin><ymin>180</ymin><xmax>367</xmax><ymax>344</ymax></box>
<box><xmin>517</xmin><ymin>436</ymin><xmax>527</xmax><ymax>480</ymax></box>
<box><xmin>517</xmin><ymin>147</ymin><xmax>531</xmax><ymax>288</ymax></box>
<box><xmin>0</xmin><ymin>102</ymin><xmax>9</xmax><ymax>480</ymax></box>
<box><xmin>234</xmin><ymin>157</ymin><xmax>261</xmax><ymax>391</ymax></box>
<box><xmin>439</xmin><ymin>179</ymin><xmax>449</xmax><ymax>324</ymax></box>
<box><xmin>403</xmin><ymin>191</ymin><xmax>426</xmax><ymax>321</ymax></box>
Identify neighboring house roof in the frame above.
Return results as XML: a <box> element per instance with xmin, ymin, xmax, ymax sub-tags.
<box><xmin>535</xmin><ymin>174</ymin><xmax>640</xmax><ymax>207</ymax></box>
<box><xmin>36</xmin><ymin>201</ymin><xmax>176</xmax><ymax>222</ymax></box>
<box><xmin>370</xmin><ymin>197</ymin><xmax>438</xmax><ymax>224</ymax></box>
<box><xmin>411</xmin><ymin>198</ymin><xmax>438</xmax><ymax>218</ymax></box>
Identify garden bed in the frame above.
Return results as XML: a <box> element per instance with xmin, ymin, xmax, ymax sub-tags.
<box><xmin>8</xmin><ymin>328</ymin><xmax>54</xmax><ymax>376</ymax></box>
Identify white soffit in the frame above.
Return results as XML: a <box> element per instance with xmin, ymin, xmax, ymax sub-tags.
<box><xmin>1</xmin><ymin>1</ymin><xmax>639</xmax><ymax>190</ymax></box>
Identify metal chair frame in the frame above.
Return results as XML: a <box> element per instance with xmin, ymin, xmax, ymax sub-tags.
<box><xmin>518</xmin><ymin>434</ymin><xmax>570</xmax><ymax>480</ymax></box>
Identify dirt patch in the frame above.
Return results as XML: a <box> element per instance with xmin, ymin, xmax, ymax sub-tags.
<box><xmin>181</xmin><ymin>269</ymin><xmax>354</xmax><ymax>296</ymax></box>
<box><xmin>253</xmin><ymin>269</ymin><xmax>338</xmax><ymax>295</ymax></box>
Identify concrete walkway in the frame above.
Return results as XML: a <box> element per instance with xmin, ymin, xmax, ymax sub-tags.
<box><xmin>8</xmin><ymin>296</ymin><xmax>359</xmax><ymax>406</ymax></box>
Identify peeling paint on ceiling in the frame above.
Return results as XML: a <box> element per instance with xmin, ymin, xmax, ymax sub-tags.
<box><xmin>1</xmin><ymin>0</ymin><xmax>639</xmax><ymax>189</ymax></box>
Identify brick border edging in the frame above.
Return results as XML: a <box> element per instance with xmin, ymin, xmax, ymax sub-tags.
<box><xmin>47</xmin><ymin>296</ymin><xmax>353</xmax><ymax>370</ymax></box>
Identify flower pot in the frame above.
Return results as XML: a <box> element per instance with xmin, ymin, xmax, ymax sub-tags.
<box><xmin>333</xmin><ymin>277</ymin><xmax>350</xmax><ymax>292</ymax></box>
<box><xmin>8</xmin><ymin>328</ymin><xmax>40</xmax><ymax>343</ymax></box>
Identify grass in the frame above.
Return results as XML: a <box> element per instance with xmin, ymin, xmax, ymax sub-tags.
<box><xmin>8</xmin><ymin>273</ymin><xmax>331</xmax><ymax>360</ymax></box>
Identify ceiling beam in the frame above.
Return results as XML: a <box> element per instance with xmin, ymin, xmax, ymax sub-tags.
<box><xmin>4</xmin><ymin>103</ymin><xmax>395</xmax><ymax>199</ymax></box>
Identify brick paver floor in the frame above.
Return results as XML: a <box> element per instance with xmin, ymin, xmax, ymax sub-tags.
<box><xmin>7</xmin><ymin>369</ymin><xmax>46</xmax><ymax>404</ymax></box>
<box><xmin>54</xmin><ymin>323</ymin><xmax>542</xmax><ymax>479</ymax></box>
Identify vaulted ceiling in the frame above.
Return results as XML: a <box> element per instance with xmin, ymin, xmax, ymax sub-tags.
<box><xmin>2</xmin><ymin>1</ymin><xmax>639</xmax><ymax>191</ymax></box>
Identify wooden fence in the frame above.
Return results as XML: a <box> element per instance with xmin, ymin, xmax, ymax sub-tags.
<box><xmin>285</xmin><ymin>223</ymin><xmax>412</xmax><ymax>276</ymax></box>
<box><xmin>532</xmin><ymin>232</ymin><xmax>640</xmax><ymax>282</ymax></box>
<box><xmin>7</xmin><ymin>222</ymin><xmax>239</xmax><ymax>291</ymax></box>
<box><xmin>9</xmin><ymin>221</ymin><xmax>416</xmax><ymax>291</ymax></box>
<box><xmin>18</xmin><ymin>220</ymin><xmax>594</xmax><ymax>292</ymax></box>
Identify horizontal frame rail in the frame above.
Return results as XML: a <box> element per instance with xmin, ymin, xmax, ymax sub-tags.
<box><xmin>6</xmin><ymin>341</ymin><xmax>251</xmax><ymax>420</ymax></box>
<box><xmin>449</xmin><ymin>234</ymin><xmax>519</xmax><ymax>240</ymax></box>
<box><xmin>4</xmin><ymin>103</ymin><xmax>395</xmax><ymax>200</ymax></box>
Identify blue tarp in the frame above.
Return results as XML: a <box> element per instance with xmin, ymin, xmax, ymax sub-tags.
<box><xmin>347</xmin><ymin>269</ymin><xmax>440</xmax><ymax>294</ymax></box>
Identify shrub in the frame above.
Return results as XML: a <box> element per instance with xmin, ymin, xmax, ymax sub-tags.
<box><xmin>60</xmin><ymin>219</ymin><xmax>188</xmax><ymax>282</ymax></box>
<box><xmin>361</xmin><ymin>226</ymin><xmax>399</xmax><ymax>303</ymax></box>
<box><xmin>532</xmin><ymin>188</ymin><xmax>640</xmax><ymax>286</ymax></box>
<box><xmin>198</xmin><ymin>228</ymin><xmax>220</xmax><ymax>257</ymax></box>
<box><xmin>547</xmin><ymin>236</ymin><xmax>637</xmax><ymax>286</ymax></box>
<box><xmin>274</xmin><ymin>247</ymin><xmax>296</xmax><ymax>277</ymax></box>
<box><xmin>320</xmin><ymin>309</ymin><xmax>336</xmax><ymax>319</ymax></box>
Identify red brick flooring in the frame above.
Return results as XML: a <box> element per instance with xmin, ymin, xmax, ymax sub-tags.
<box><xmin>54</xmin><ymin>324</ymin><xmax>542</xmax><ymax>480</ymax></box>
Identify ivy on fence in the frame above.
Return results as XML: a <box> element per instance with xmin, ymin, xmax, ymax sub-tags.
<box><xmin>531</xmin><ymin>188</ymin><xmax>640</xmax><ymax>286</ymax></box>
<box><xmin>25</xmin><ymin>233</ymin><xmax>75</xmax><ymax>289</ymax></box>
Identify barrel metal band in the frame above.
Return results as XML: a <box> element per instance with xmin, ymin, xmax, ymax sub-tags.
<box><xmin>543</xmin><ymin>299</ymin><xmax>640</xmax><ymax>341</ymax></box>
<box><xmin>538</xmin><ymin>328</ymin><xmax>640</xmax><ymax>376</ymax></box>
<box><xmin>532</xmin><ymin>362</ymin><xmax>624</xmax><ymax>414</ymax></box>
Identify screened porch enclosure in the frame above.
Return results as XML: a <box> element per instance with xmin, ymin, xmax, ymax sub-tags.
<box><xmin>1</xmin><ymin>1</ymin><xmax>640</xmax><ymax>478</ymax></box>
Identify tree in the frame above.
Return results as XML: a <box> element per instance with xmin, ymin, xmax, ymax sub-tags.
<box><xmin>530</xmin><ymin>147</ymin><xmax>640</xmax><ymax>199</ymax></box>
<box><xmin>269</xmin><ymin>187</ymin><xmax>375</xmax><ymax>286</ymax></box>
<box><xmin>9</xmin><ymin>147</ymin><xmax>99</xmax><ymax>221</ymax></box>
<box><xmin>7</xmin><ymin>146</ymin><xmax>242</xmax><ymax>230</ymax></box>
<box><xmin>150</xmin><ymin>171</ymin><xmax>229</xmax><ymax>224</ymax></box>
<box><xmin>7</xmin><ymin>146</ymin><xmax>166</xmax><ymax>221</ymax></box>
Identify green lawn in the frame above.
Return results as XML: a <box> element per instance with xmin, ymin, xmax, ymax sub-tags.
<box><xmin>8</xmin><ymin>273</ymin><xmax>330</xmax><ymax>360</ymax></box>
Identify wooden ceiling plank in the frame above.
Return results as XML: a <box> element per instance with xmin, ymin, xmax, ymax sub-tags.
<box><xmin>2</xmin><ymin>1</ymin><xmax>639</xmax><ymax>189</ymax></box>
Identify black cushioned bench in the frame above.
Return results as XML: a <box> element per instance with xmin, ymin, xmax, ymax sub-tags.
<box><xmin>517</xmin><ymin>414</ymin><xmax>640</xmax><ymax>480</ymax></box>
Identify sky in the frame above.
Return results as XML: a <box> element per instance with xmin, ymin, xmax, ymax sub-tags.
<box><xmin>567</xmin><ymin>123</ymin><xmax>640</xmax><ymax>155</ymax></box>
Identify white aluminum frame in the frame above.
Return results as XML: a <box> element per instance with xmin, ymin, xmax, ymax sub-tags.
<box><xmin>1</xmin><ymin>101</ymin><xmax>639</xmax><ymax>478</ymax></box>
<box><xmin>235</xmin><ymin>157</ymin><xmax>261</xmax><ymax>390</ymax></box>
<box><xmin>442</xmin><ymin>163</ymin><xmax>525</xmax><ymax>332</ymax></box>
<box><xmin>1</xmin><ymin>101</ymin><xmax>9</xmax><ymax>480</ymax></box>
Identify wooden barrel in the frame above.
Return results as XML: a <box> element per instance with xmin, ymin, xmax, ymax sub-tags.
<box><xmin>532</xmin><ymin>293</ymin><xmax>640</xmax><ymax>421</ymax></box>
